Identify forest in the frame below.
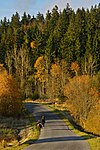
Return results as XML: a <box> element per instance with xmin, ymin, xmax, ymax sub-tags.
<box><xmin>0</xmin><ymin>3</ymin><xmax>100</xmax><ymax>135</ymax></box>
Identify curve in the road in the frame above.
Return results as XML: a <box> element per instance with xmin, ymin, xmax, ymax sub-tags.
<box><xmin>24</xmin><ymin>103</ymin><xmax>90</xmax><ymax>150</ymax></box>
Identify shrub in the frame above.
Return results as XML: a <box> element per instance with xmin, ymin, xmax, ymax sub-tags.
<box><xmin>85</xmin><ymin>101</ymin><xmax>100</xmax><ymax>135</ymax></box>
<box><xmin>0</xmin><ymin>64</ymin><xmax>22</xmax><ymax>117</ymax></box>
<box><xmin>64</xmin><ymin>75</ymin><xmax>99</xmax><ymax>130</ymax></box>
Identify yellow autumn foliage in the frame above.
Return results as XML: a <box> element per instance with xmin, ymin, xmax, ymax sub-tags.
<box><xmin>71</xmin><ymin>62</ymin><xmax>79</xmax><ymax>75</ymax></box>
<box><xmin>50</xmin><ymin>63</ymin><xmax>62</xmax><ymax>98</ymax></box>
<box><xmin>71</xmin><ymin>62</ymin><xmax>79</xmax><ymax>71</ymax></box>
<box><xmin>85</xmin><ymin>100</ymin><xmax>100</xmax><ymax>135</ymax></box>
<box><xmin>51</xmin><ymin>64</ymin><xmax>61</xmax><ymax>77</ymax></box>
<box><xmin>30</xmin><ymin>41</ymin><xmax>35</xmax><ymax>48</ymax></box>
<box><xmin>0</xmin><ymin>64</ymin><xmax>22</xmax><ymax>117</ymax></box>
<box><xmin>34</xmin><ymin>56</ymin><xmax>46</xmax><ymax>83</ymax></box>
<box><xmin>34</xmin><ymin>56</ymin><xmax>44</xmax><ymax>69</ymax></box>
<box><xmin>64</xmin><ymin>75</ymin><xmax>100</xmax><ymax>135</ymax></box>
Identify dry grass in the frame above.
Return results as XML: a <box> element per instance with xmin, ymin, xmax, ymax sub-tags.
<box><xmin>0</xmin><ymin>110</ymin><xmax>39</xmax><ymax>150</ymax></box>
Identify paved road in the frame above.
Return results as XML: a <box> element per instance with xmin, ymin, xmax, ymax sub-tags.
<box><xmin>24</xmin><ymin>102</ymin><xmax>90</xmax><ymax>150</ymax></box>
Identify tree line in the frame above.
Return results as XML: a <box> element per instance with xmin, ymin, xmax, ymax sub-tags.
<box><xmin>0</xmin><ymin>3</ymin><xmax>99</xmax><ymax>97</ymax></box>
<box><xmin>0</xmin><ymin>3</ymin><xmax>100</xmax><ymax>135</ymax></box>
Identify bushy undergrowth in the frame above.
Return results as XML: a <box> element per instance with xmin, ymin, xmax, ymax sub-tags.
<box><xmin>85</xmin><ymin>103</ymin><xmax>100</xmax><ymax>136</ymax></box>
<box><xmin>64</xmin><ymin>75</ymin><xmax>100</xmax><ymax>135</ymax></box>
<box><xmin>0</xmin><ymin>65</ymin><xmax>23</xmax><ymax>117</ymax></box>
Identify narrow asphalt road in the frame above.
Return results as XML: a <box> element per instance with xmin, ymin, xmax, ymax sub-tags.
<box><xmin>24</xmin><ymin>102</ymin><xmax>90</xmax><ymax>150</ymax></box>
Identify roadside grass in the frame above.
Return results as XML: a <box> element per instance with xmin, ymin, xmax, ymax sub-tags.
<box><xmin>0</xmin><ymin>108</ymin><xmax>39</xmax><ymax>150</ymax></box>
<box><xmin>49</xmin><ymin>104</ymin><xmax>100</xmax><ymax>150</ymax></box>
<box><xmin>33</xmin><ymin>99</ymin><xmax>100</xmax><ymax>150</ymax></box>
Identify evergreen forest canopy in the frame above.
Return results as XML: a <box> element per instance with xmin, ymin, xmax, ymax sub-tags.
<box><xmin>0</xmin><ymin>3</ymin><xmax>100</xmax><ymax>98</ymax></box>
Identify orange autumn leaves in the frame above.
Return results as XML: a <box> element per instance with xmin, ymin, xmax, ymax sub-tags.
<box><xmin>51</xmin><ymin>63</ymin><xmax>61</xmax><ymax>77</ymax></box>
<box><xmin>34</xmin><ymin>56</ymin><xmax>46</xmax><ymax>83</ymax></box>
<box><xmin>30</xmin><ymin>41</ymin><xmax>35</xmax><ymax>48</ymax></box>
<box><xmin>64</xmin><ymin>75</ymin><xmax>100</xmax><ymax>135</ymax></box>
<box><xmin>71</xmin><ymin>62</ymin><xmax>79</xmax><ymax>75</ymax></box>
<box><xmin>0</xmin><ymin>64</ymin><xmax>22</xmax><ymax>116</ymax></box>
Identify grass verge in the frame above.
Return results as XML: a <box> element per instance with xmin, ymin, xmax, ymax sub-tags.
<box><xmin>0</xmin><ymin>109</ymin><xmax>39</xmax><ymax>150</ymax></box>
<box><xmin>49</xmin><ymin>104</ymin><xmax>100</xmax><ymax>150</ymax></box>
<box><xmin>34</xmin><ymin>99</ymin><xmax>100</xmax><ymax>150</ymax></box>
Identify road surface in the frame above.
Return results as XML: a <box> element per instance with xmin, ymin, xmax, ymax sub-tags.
<box><xmin>24</xmin><ymin>102</ymin><xmax>90</xmax><ymax>150</ymax></box>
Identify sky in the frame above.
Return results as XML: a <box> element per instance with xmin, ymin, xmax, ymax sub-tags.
<box><xmin>0</xmin><ymin>0</ymin><xmax>99</xmax><ymax>20</ymax></box>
